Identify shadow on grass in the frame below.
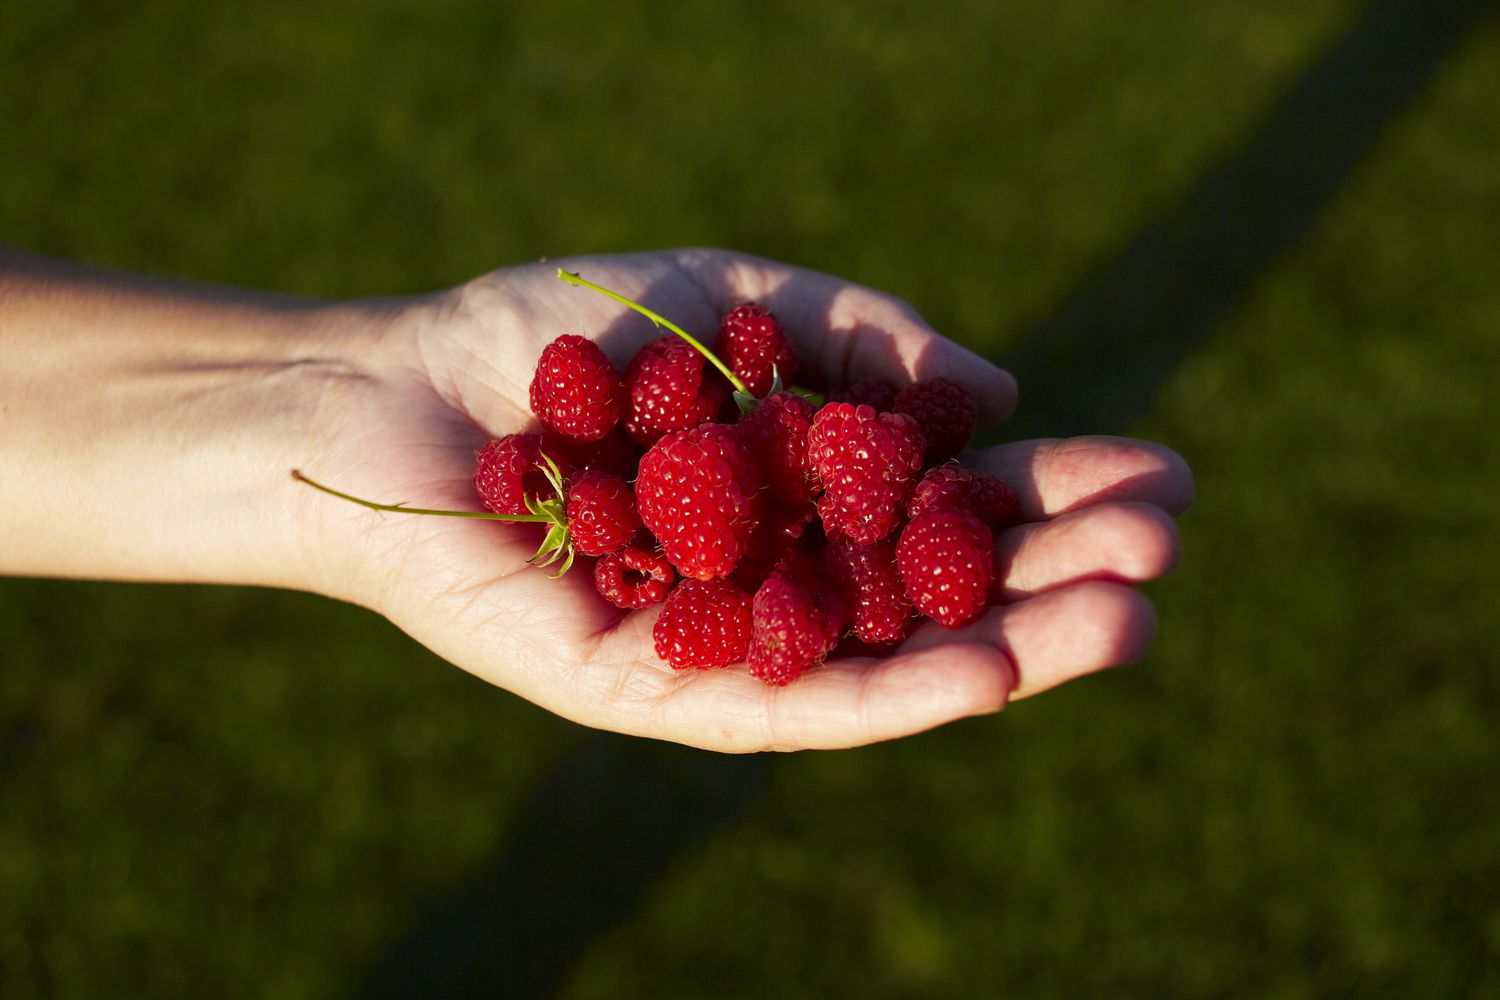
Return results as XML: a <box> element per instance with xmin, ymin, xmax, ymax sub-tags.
<box><xmin>361</xmin><ymin>2</ymin><xmax>1497</xmax><ymax>996</ymax></box>
<box><xmin>365</xmin><ymin>734</ymin><xmax>770</xmax><ymax>999</ymax></box>
<box><xmin>999</xmin><ymin>0</ymin><xmax>1499</xmax><ymax>441</ymax></box>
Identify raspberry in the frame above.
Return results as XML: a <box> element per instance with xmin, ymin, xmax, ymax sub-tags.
<box><xmin>896</xmin><ymin>506</ymin><xmax>995</xmax><ymax>628</ymax></box>
<box><xmin>831</xmin><ymin>379</ymin><xmax>897</xmax><ymax>411</ymax></box>
<box><xmin>635</xmin><ymin>423</ymin><xmax>762</xmax><ymax>580</ymax></box>
<box><xmin>717</xmin><ymin>303</ymin><xmax>796</xmax><ymax>398</ymax></box>
<box><xmin>529</xmin><ymin>334</ymin><xmax>623</xmax><ymax>441</ymax></box>
<box><xmin>738</xmin><ymin>391</ymin><xmax>817</xmax><ymax>506</ymax></box>
<box><xmin>564</xmin><ymin>469</ymin><xmax>640</xmax><ymax>557</ymax></box>
<box><xmin>622</xmin><ymin>336</ymin><xmax>726</xmax><ymax>447</ymax></box>
<box><xmin>894</xmin><ymin>378</ymin><xmax>978</xmax><ymax>463</ymax></box>
<box><xmin>906</xmin><ymin>464</ymin><xmax>1020</xmax><ymax>528</ymax></box>
<box><xmin>653</xmin><ymin>577</ymin><xmax>753</xmax><ymax>669</ymax></box>
<box><xmin>748</xmin><ymin>553</ymin><xmax>846</xmax><ymax>686</ymax></box>
<box><xmin>547</xmin><ymin>427</ymin><xmax>642</xmax><ymax>479</ymax></box>
<box><xmin>824</xmin><ymin>536</ymin><xmax>911</xmax><ymax>646</ymax></box>
<box><xmin>594</xmin><ymin>537</ymin><xmax>674</xmax><ymax>609</ymax></box>
<box><xmin>473</xmin><ymin>434</ymin><xmax>571</xmax><ymax>516</ymax></box>
<box><xmin>731</xmin><ymin>502</ymin><xmax>819</xmax><ymax>594</ymax></box>
<box><xmin>806</xmin><ymin>403</ymin><xmax>925</xmax><ymax>544</ymax></box>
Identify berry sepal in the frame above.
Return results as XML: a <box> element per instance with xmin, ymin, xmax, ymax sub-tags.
<box><xmin>520</xmin><ymin>454</ymin><xmax>575</xmax><ymax>577</ymax></box>
<box><xmin>733</xmin><ymin>367</ymin><xmax>784</xmax><ymax>415</ymax></box>
<box><xmin>732</xmin><ymin>368</ymin><xmax>825</xmax><ymax>415</ymax></box>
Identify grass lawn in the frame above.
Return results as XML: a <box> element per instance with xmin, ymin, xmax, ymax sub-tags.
<box><xmin>3</xmin><ymin>1</ymin><xmax>1497</xmax><ymax>996</ymax></box>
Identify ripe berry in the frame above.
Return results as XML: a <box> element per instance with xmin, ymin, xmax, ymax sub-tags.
<box><xmin>653</xmin><ymin>577</ymin><xmax>753</xmax><ymax>669</ymax></box>
<box><xmin>717</xmin><ymin>303</ymin><xmax>796</xmax><ymax>398</ymax></box>
<box><xmin>529</xmin><ymin>334</ymin><xmax>623</xmax><ymax>441</ymax></box>
<box><xmin>894</xmin><ymin>378</ymin><xmax>978</xmax><ymax>463</ymax></box>
<box><xmin>622</xmin><ymin>336</ymin><xmax>726</xmax><ymax>447</ymax></box>
<box><xmin>806</xmin><ymin>402</ymin><xmax>925</xmax><ymax>544</ymax></box>
<box><xmin>731</xmin><ymin>502</ymin><xmax>819</xmax><ymax>594</ymax></box>
<box><xmin>738</xmin><ymin>391</ymin><xmax>817</xmax><ymax>506</ymax></box>
<box><xmin>896</xmin><ymin>506</ymin><xmax>995</xmax><ymax>629</ymax></box>
<box><xmin>473</xmin><ymin>434</ymin><xmax>571</xmax><ymax>516</ymax></box>
<box><xmin>748</xmin><ymin>553</ymin><xmax>846</xmax><ymax>686</ymax></box>
<box><xmin>547</xmin><ymin>427</ymin><xmax>642</xmax><ymax>480</ymax></box>
<box><xmin>824</xmin><ymin>536</ymin><xmax>911</xmax><ymax>646</ymax></box>
<box><xmin>907</xmin><ymin>464</ymin><xmax>1020</xmax><ymax>528</ymax></box>
<box><xmin>594</xmin><ymin>538</ymin><xmax>674</xmax><ymax>609</ymax></box>
<box><xmin>564</xmin><ymin>469</ymin><xmax>640</xmax><ymax>557</ymax></box>
<box><xmin>831</xmin><ymin>379</ymin><xmax>897</xmax><ymax>411</ymax></box>
<box><xmin>635</xmin><ymin>423</ymin><xmax>762</xmax><ymax>580</ymax></box>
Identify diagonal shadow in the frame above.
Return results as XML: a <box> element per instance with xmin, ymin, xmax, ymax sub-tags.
<box><xmin>365</xmin><ymin>732</ymin><xmax>772</xmax><ymax>999</ymax></box>
<box><xmin>360</xmin><ymin>2</ymin><xmax>1496</xmax><ymax>996</ymax></box>
<box><xmin>999</xmin><ymin>0</ymin><xmax>1499</xmax><ymax>440</ymax></box>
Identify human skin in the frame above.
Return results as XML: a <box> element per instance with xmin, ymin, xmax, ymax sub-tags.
<box><xmin>0</xmin><ymin>245</ymin><xmax>1192</xmax><ymax>751</ymax></box>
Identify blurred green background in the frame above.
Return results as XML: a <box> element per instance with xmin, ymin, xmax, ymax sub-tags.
<box><xmin>4</xmin><ymin>0</ymin><xmax>1498</xmax><ymax>996</ymax></box>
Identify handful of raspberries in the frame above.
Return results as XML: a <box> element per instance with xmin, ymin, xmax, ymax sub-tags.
<box><xmin>298</xmin><ymin>270</ymin><xmax>1020</xmax><ymax>686</ymax></box>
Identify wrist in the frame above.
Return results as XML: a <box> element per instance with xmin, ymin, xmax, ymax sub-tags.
<box><xmin>219</xmin><ymin>297</ymin><xmax>412</xmax><ymax>596</ymax></box>
<box><xmin>278</xmin><ymin>295</ymin><xmax>439</xmax><ymax>606</ymax></box>
<box><xmin>0</xmin><ymin>253</ymin><xmax>414</xmax><ymax>594</ymax></box>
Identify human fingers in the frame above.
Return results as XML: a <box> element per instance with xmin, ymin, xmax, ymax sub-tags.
<box><xmin>994</xmin><ymin>501</ymin><xmax>1180</xmax><ymax>600</ymax></box>
<box><xmin>672</xmin><ymin>248</ymin><xmax>1017</xmax><ymax>424</ymax></box>
<box><xmin>481</xmin><ymin>573</ymin><xmax>1151</xmax><ymax>752</ymax></box>
<box><xmin>899</xmin><ymin>580</ymin><xmax>1157</xmax><ymax>701</ymax></box>
<box><xmin>968</xmin><ymin>435</ymin><xmax>1195</xmax><ymax>518</ymax></box>
<box><xmin>571</xmin><ymin>639</ymin><xmax>1015</xmax><ymax>753</ymax></box>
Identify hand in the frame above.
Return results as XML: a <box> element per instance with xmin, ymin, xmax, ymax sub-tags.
<box><xmin>294</xmin><ymin>248</ymin><xmax>1194</xmax><ymax>751</ymax></box>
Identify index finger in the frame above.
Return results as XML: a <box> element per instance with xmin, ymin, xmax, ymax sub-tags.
<box><xmin>968</xmin><ymin>435</ymin><xmax>1196</xmax><ymax>519</ymax></box>
<box><xmin>674</xmin><ymin>247</ymin><xmax>1017</xmax><ymax>425</ymax></box>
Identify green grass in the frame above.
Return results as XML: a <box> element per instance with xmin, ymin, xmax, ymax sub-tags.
<box><xmin>4</xmin><ymin>0</ymin><xmax>1498</xmax><ymax>996</ymax></box>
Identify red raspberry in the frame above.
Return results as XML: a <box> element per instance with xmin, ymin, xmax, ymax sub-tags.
<box><xmin>635</xmin><ymin>423</ymin><xmax>762</xmax><ymax>580</ymax></box>
<box><xmin>906</xmin><ymin>464</ymin><xmax>1020</xmax><ymax>528</ymax></box>
<box><xmin>529</xmin><ymin>334</ymin><xmax>623</xmax><ymax>441</ymax></box>
<box><xmin>622</xmin><ymin>337</ymin><xmax>726</xmax><ymax>447</ymax></box>
<box><xmin>594</xmin><ymin>537</ymin><xmax>674</xmax><ymax>609</ymax></box>
<box><xmin>830</xmin><ymin>379</ymin><xmax>897</xmax><ymax>411</ymax></box>
<box><xmin>546</xmin><ymin>427</ymin><xmax>642</xmax><ymax>480</ymax></box>
<box><xmin>748</xmin><ymin>553</ymin><xmax>846</xmax><ymax>686</ymax></box>
<box><xmin>806</xmin><ymin>403</ymin><xmax>925</xmax><ymax>544</ymax></box>
<box><xmin>731</xmin><ymin>502</ymin><xmax>819</xmax><ymax>594</ymax></box>
<box><xmin>717</xmin><ymin>303</ymin><xmax>796</xmax><ymax>398</ymax></box>
<box><xmin>738</xmin><ymin>391</ymin><xmax>817</xmax><ymax>506</ymax></box>
<box><xmin>896</xmin><ymin>506</ymin><xmax>995</xmax><ymax>628</ymax></box>
<box><xmin>473</xmin><ymin>434</ymin><xmax>572</xmax><ymax>516</ymax></box>
<box><xmin>564</xmin><ymin>469</ymin><xmax>640</xmax><ymax>557</ymax></box>
<box><xmin>653</xmin><ymin>577</ymin><xmax>753</xmax><ymax>669</ymax></box>
<box><xmin>824</xmin><ymin>536</ymin><xmax>911</xmax><ymax>646</ymax></box>
<box><xmin>894</xmin><ymin>378</ymin><xmax>978</xmax><ymax>463</ymax></box>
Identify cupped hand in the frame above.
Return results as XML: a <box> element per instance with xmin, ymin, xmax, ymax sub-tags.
<box><xmin>296</xmin><ymin>248</ymin><xmax>1192</xmax><ymax>752</ymax></box>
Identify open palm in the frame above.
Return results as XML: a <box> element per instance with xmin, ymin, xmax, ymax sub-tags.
<box><xmin>296</xmin><ymin>248</ymin><xmax>1192</xmax><ymax>751</ymax></box>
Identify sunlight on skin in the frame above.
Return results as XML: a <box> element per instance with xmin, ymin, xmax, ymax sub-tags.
<box><xmin>993</xmin><ymin>502</ymin><xmax>1182</xmax><ymax>600</ymax></box>
<box><xmin>283</xmin><ymin>249</ymin><xmax>1193</xmax><ymax>752</ymax></box>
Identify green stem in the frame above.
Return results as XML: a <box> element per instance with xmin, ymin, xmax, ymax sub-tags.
<box><xmin>789</xmin><ymin>384</ymin><xmax>826</xmax><ymax>408</ymax></box>
<box><xmin>292</xmin><ymin>470</ymin><xmax>552</xmax><ymax>523</ymax></box>
<box><xmin>556</xmin><ymin>268</ymin><xmax>750</xmax><ymax>396</ymax></box>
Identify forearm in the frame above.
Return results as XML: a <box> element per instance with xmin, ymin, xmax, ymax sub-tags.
<box><xmin>0</xmin><ymin>248</ymin><xmax>389</xmax><ymax>589</ymax></box>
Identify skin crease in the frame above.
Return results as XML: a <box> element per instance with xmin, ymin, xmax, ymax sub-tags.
<box><xmin>0</xmin><ymin>245</ymin><xmax>1193</xmax><ymax>752</ymax></box>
